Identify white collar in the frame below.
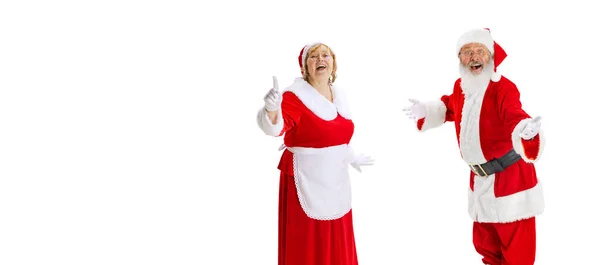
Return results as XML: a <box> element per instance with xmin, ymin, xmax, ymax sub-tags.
<box><xmin>284</xmin><ymin>77</ymin><xmax>351</xmax><ymax>121</ymax></box>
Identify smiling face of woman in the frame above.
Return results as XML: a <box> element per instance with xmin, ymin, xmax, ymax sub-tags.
<box><xmin>303</xmin><ymin>44</ymin><xmax>337</xmax><ymax>83</ymax></box>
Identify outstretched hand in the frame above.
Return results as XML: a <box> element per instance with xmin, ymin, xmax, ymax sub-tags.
<box><xmin>351</xmin><ymin>153</ymin><xmax>374</xmax><ymax>173</ymax></box>
<box><xmin>519</xmin><ymin>116</ymin><xmax>542</xmax><ymax>140</ymax></box>
<box><xmin>402</xmin><ymin>98</ymin><xmax>426</xmax><ymax>120</ymax></box>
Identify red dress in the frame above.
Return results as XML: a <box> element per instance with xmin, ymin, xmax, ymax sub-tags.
<box><xmin>257</xmin><ymin>77</ymin><xmax>359</xmax><ymax>265</ymax></box>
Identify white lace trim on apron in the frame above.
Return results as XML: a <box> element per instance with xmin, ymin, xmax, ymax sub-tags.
<box><xmin>284</xmin><ymin>144</ymin><xmax>353</xmax><ymax>220</ymax></box>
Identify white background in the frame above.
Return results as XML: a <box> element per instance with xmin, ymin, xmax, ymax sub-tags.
<box><xmin>1</xmin><ymin>0</ymin><xmax>598</xmax><ymax>264</ymax></box>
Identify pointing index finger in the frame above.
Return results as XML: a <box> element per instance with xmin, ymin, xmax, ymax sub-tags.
<box><xmin>272</xmin><ymin>76</ymin><xmax>279</xmax><ymax>91</ymax></box>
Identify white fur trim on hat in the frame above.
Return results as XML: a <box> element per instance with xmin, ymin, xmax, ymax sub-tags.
<box><xmin>456</xmin><ymin>29</ymin><xmax>494</xmax><ymax>55</ymax></box>
<box><xmin>301</xmin><ymin>43</ymin><xmax>322</xmax><ymax>68</ymax></box>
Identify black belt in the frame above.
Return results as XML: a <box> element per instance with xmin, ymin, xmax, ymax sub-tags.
<box><xmin>469</xmin><ymin>149</ymin><xmax>521</xmax><ymax>177</ymax></box>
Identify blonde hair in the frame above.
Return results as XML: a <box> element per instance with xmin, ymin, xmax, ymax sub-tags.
<box><xmin>302</xmin><ymin>44</ymin><xmax>338</xmax><ymax>84</ymax></box>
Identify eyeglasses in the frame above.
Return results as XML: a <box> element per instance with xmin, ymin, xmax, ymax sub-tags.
<box><xmin>309</xmin><ymin>54</ymin><xmax>331</xmax><ymax>59</ymax></box>
<box><xmin>460</xmin><ymin>49</ymin><xmax>488</xmax><ymax>58</ymax></box>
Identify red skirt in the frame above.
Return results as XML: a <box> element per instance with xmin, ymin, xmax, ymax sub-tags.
<box><xmin>278</xmin><ymin>171</ymin><xmax>359</xmax><ymax>265</ymax></box>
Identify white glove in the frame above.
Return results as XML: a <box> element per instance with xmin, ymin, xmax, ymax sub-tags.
<box><xmin>347</xmin><ymin>145</ymin><xmax>374</xmax><ymax>173</ymax></box>
<box><xmin>351</xmin><ymin>153</ymin><xmax>375</xmax><ymax>173</ymax></box>
<box><xmin>264</xmin><ymin>76</ymin><xmax>282</xmax><ymax>111</ymax></box>
<box><xmin>519</xmin><ymin>116</ymin><xmax>542</xmax><ymax>140</ymax></box>
<box><xmin>402</xmin><ymin>98</ymin><xmax>426</xmax><ymax>120</ymax></box>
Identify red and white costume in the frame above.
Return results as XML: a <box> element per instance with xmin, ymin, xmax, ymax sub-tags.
<box><xmin>257</xmin><ymin>75</ymin><xmax>361</xmax><ymax>265</ymax></box>
<box><xmin>416</xmin><ymin>29</ymin><xmax>545</xmax><ymax>265</ymax></box>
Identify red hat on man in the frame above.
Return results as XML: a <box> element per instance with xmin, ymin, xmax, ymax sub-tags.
<box><xmin>456</xmin><ymin>28</ymin><xmax>507</xmax><ymax>82</ymax></box>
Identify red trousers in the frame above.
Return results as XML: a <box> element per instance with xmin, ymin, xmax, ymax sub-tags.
<box><xmin>473</xmin><ymin>217</ymin><xmax>536</xmax><ymax>265</ymax></box>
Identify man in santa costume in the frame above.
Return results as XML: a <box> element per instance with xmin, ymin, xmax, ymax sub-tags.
<box><xmin>403</xmin><ymin>28</ymin><xmax>545</xmax><ymax>265</ymax></box>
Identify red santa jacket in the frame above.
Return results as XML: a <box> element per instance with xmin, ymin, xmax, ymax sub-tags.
<box><xmin>417</xmin><ymin>76</ymin><xmax>545</xmax><ymax>223</ymax></box>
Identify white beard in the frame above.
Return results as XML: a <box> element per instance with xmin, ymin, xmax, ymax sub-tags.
<box><xmin>459</xmin><ymin>60</ymin><xmax>494</xmax><ymax>96</ymax></box>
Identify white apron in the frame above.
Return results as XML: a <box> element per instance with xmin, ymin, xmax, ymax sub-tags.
<box><xmin>286</xmin><ymin>144</ymin><xmax>353</xmax><ymax>221</ymax></box>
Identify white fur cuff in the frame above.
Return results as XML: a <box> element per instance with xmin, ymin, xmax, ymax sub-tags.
<box><xmin>257</xmin><ymin>107</ymin><xmax>283</xmax><ymax>136</ymax></box>
<box><xmin>511</xmin><ymin>118</ymin><xmax>545</xmax><ymax>163</ymax></box>
<box><xmin>419</xmin><ymin>100</ymin><xmax>447</xmax><ymax>131</ymax></box>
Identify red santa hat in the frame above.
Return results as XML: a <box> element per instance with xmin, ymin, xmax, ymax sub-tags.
<box><xmin>456</xmin><ymin>28</ymin><xmax>507</xmax><ymax>82</ymax></box>
<box><xmin>297</xmin><ymin>43</ymin><xmax>322</xmax><ymax>75</ymax></box>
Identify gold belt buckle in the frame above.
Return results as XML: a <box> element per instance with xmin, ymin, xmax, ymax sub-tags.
<box><xmin>470</xmin><ymin>164</ymin><xmax>488</xmax><ymax>177</ymax></box>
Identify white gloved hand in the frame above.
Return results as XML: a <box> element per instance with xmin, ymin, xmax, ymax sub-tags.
<box><xmin>264</xmin><ymin>76</ymin><xmax>283</xmax><ymax>111</ymax></box>
<box><xmin>519</xmin><ymin>116</ymin><xmax>542</xmax><ymax>140</ymax></box>
<box><xmin>347</xmin><ymin>145</ymin><xmax>374</xmax><ymax>173</ymax></box>
<box><xmin>351</xmin><ymin>153</ymin><xmax>375</xmax><ymax>173</ymax></box>
<box><xmin>402</xmin><ymin>98</ymin><xmax>426</xmax><ymax>120</ymax></box>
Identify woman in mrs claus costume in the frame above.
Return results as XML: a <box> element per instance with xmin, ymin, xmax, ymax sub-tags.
<box><xmin>257</xmin><ymin>43</ymin><xmax>374</xmax><ymax>265</ymax></box>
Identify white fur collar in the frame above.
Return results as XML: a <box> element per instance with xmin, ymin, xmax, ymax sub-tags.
<box><xmin>284</xmin><ymin>77</ymin><xmax>351</xmax><ymax>120</ymax></box>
